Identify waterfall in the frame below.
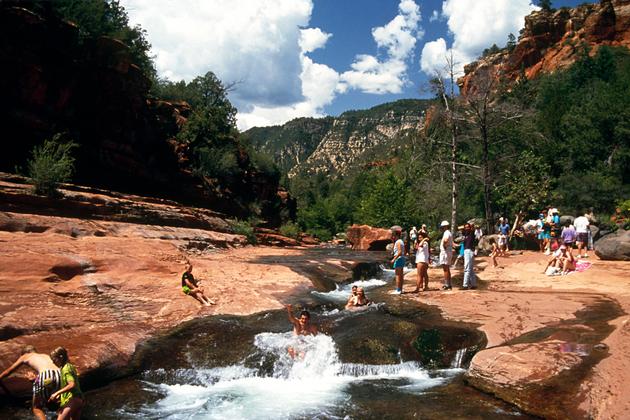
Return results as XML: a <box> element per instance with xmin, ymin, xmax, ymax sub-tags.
<box><xmin>450</xmin><ymin>347</ymin><xmax>467</xmax><ymax>368</ymax></box>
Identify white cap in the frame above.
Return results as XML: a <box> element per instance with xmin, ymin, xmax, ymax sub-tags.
<box><xmin>440</xmin><ymin>220</ymin><xmax>450</xmax><ymax>227</ymax></box>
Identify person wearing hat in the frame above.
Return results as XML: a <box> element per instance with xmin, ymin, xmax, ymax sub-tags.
<box><xmin>543</xmin><ymin>242</ymin><xmax>576</xmax><ymax>275</ymax></box>
<box><xmin>390</xmin><ymin>227</ymin><xmax>406</xmax><ymax>294</ymax></box>
<box><xmin>439</xmin><ymin>220</ymin><xmax>453</xmax><ymax>290</ymax></box>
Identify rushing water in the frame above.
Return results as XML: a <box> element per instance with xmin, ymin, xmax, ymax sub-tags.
<box><xmin>1</xmin><ymin>264</ymin><xmax>533</xmax><ymax>419</ymax></box>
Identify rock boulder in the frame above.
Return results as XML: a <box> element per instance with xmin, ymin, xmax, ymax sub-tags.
<box><xmin>594</xmin><ymin>229</ymin><xmax>630</xmax><ymax>260</ymax></box>
<box><xmin>346</xmin><ymin>224</ymin><xmax>392</xmax><ymax>251</ymax></box>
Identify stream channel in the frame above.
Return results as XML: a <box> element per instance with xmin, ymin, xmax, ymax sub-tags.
<box><xmin>6</xmin><ymin>267</ymin><xmax>537</xmax><ymax>419</ymax></box>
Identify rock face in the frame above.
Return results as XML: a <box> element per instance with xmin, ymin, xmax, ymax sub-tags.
<box><xmin>595</xmin><ymin>229</ymin><xmax>630</xmax><ymax>260</ymax></box>
<box><xmin>458</xmin><ymin>0</ymin><xmax>630</xmax><ymax>96</ymax></box>
<box><xmin>244</xmin><ymin>99</ymin><xmax>430</xmax><ymax>177</ymax></box>
<box><xmin>0</xmin><ymin>5</ymin><xmax>283</xmax><ymax>220</ymax></box>
<box><xmin>346</xmin><ymin>224</ymin><xmax>392</xmax><ymax>251</ymax></box>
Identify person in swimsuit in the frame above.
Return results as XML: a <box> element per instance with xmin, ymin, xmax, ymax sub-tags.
<box><xmin>345</xmin><ymin>287</ymin><xmax>370</xmax><ymax>309</ymax></box>
<box><xmin>0</xmin><ymin>345</ymin><xmax>61</xmax><ymax>420</ymax></box>
<box><xmin>413</xmin><ymin>231</ymin><xmax>430</xmax><ymax>292</ymax></box>
<box><xmin>346</xmin><ymin>285</ymin><xmax>358</xmax><ymax>307</ymax></box>
<box><xmin>181</xmin><ymin>264</ymin><xmax>215</xmax><ymax>306</ymax></box>
<box><xmin>390</xmin><ymin>227</ymin><xmax>406</xmax><ymax>294</ymax></box>
<box><xmin>48</xmin><ymin>347</ymin><xmax>83</xmax><ymax>420</ymax></box>
<box><xmin>286</xmin><ymin>304</ymin><xmax>318</xmax><ymax>358</ymax></box>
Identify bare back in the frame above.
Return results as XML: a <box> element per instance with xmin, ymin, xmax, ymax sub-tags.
<box><xmin>22</xmin><ymin>353</ymin><xmax>57</xmax><ymax>373</ymax></box>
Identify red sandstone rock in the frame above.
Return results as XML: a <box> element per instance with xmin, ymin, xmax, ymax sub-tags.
<box><xmin>346</xmin><ymin>224</ymin><xmax>392</xmax><ymax>251</ymax></box>
<box><xmin>458</xmin><ymin>0</ymin><xmax>630</xmax><ymax>96</ymax></box>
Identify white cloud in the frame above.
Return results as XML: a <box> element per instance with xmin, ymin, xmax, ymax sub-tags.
<box><xmin>420</xmin><ymin>0</ymin><xmax>536</xmax><ymax>76</ymax></box>
<box><xmin>122</xmin><ymin>0</ymin><xmax>425</xmax><ymax>130</ymax></box>
<box><xmin>429</xmin><ymin>10</ymin><xmax>440</xmax><ymax>22</ymax></box>
<box><xmin>299</xmin><ymin>27</ymin><xmax>331</xmax><ymax>53</ymax></box>
<box><xmin>340</xmin><ymin>0</ymin><xmax>423</xmax><ymax>94</ymax></box>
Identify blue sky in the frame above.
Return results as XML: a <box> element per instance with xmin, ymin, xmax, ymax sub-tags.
<box><xmin>122</xmin><ymin>0</ymin><xmax>588</xmax><ymax>129</ymax></box>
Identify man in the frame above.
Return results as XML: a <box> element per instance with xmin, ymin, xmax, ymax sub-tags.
<box><xmin>346</xmin><ymin>285</ymin><xmax>358</xmax><ymax>307</ymax></box>
<box><xmin>461</xmin><ymin>223</ymin><xmax>477</xmax><ymax>290</ymax></box>
<box><xmin>439</xmin><ymin>221</ymin><xmax>453</xmax><ymax>290</ymax></box>
<box><xmin>498</xmin><ymin>217</ymin><xmax>511</xmax><ymax>252</ymax></box>
<box><xmin>0</xmin><ymin>346</ymin><xmax>60</xmax><ymax>420</ymax></box>
<box><xmin>574</xmin><ymin>213</ymin><xmax>590</xmax><ymax>258</ymax></box>
<box><xmin>409</xmin><ymin>226</ymin><xmax>418</xmax><ymax>254</ymax></box>
<box><xmin>181</xmin><ymin>263</ymin><xmax>215</xmax><ymax>306</ymax></box>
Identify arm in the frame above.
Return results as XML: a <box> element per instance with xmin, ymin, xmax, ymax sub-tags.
<box><xmin>285</xmin><ymin>305</ymin><xmax>299</xmax><ymax>327</ymax></box>
<box><xmin>0</xmin><ymin>355</ymin><xmax>24</xmax><ymax>380</ymax></box>
<box><xmin>543</xmin><ymin>257</ymin><xmax>556</xmax><ymax>272</ymax></box>
<box><xmin>184</xmin><ymin>277</ymin><xmax>199</xmax><ymax>291</ymax></box>
<box><xmin>49</xmin><ymin>376</ymin><xmax>76</xmax><ymax>403</ymax></box>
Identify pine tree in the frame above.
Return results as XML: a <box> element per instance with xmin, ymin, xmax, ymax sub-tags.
<box><xmin>538</xmin><ymin>0</ymin><xmax>553</xmax><ymax>12</ymax></box>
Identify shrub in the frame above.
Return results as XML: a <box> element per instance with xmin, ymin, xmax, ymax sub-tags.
<box><xmin>27</xmin><ymin>135</ymin><xmax>77</xmax><ymax>197</ymax></box>
<box><xmin>229</xmin><ymin>218</ymin><xmax>257</xmax><ymax>244</ymax></box>
<box><xmin>279</xmin><ymin>222</ymin><xmax>300</xmax><ymax>240</ymax></box>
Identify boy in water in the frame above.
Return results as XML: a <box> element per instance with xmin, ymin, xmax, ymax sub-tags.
<box><xmin>0</xmin><ymin>346</ymin><xmax>61</xmax><ymax>420</ymax></box>
<box><xmin>286</xmin><ymin>304</ymin><xmax>318</xmax><ymax>359</ymax></box>
<box><xmin>346</xmin><ymin>285</ymin><xmax>358</xmax><ymax>307</ymax></box>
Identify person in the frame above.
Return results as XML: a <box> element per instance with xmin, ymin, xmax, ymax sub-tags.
<box><xmin>549</xmin><ymin>209</ymin><xmax>561</xmax><ymax>251</ymax></box>
<box><xmin>439</xmin><ymin>221</ymin><xmax>453</xmax><ymax>290</ymax></box>
<box><xmin>346</xmin><ymin>285</ymin><xmax>358</xmax><ymax>307</ymax></box>
<box><xmin>413</xmin><ymin>230</ymin><xmax>430</xmax><ymax>292</ymax></box>
<box><xmin>489</xmin><ymin>238</ymin><xmax>500</xmax><ymax>267</ymax></box>
<box><xmin>574</xmin><ymin>213</ymin><xmax>590</xmax><ymax>258</ymax></box>
<box><xmin>544</xmin><ymin>244</ymin><xmax>576</xmax><ymax>275</ymax></box>
<box><xmin>345</xmin><ymin>287</ymin><xmax>370</xmax><ymax>309</ymax></box>
<box><xmin>286</xmin><ymin>304</ymin><xmax>318</xmax><ymax>336</ymax></box>
<box><xmin>498</xmin><ymin>217</ymin><xmax>511</xmax><ymax>252</ymax></box>
<box><xmin>48</xmin><ymin>347</ymin><xmax>83</xmax><ymax>420</ymax></box>
<box><xmin>497</xmin><ymin>231</ymin><xmax>508</xmax><ymax>256</ymax></box>
<box><xmin>181</xmin><ymin>264</ymin><xmax>215</xmax><ymax>306</ymax></box>
<box><xmin>536</xmin><ymin>213</ymin><xmax>546</xmax><ymax>253</ymax></box>
<box><xmin>474</xmin><ymin>225</ymin><xmax>483</xmax><ymax>255</ymax></box>
<box><xmin>461</xmin><ymin>223</ymin><xmax>477</xmax><ymax>290</ymax></box>
<box><xmin>560</xmin><ymin>221</ymin><xmax>576</xmax><ymax>249</ymax></box>
<box><xmin>409</xmin><ymin>226</ymin><xmax>418</xmax><ymax>254</ymax></box>
<box><xmin>0</xmin><ymin>346</ymin><xmax>61</xmax><ymax>420</ymax></box>
<box><xmin>420</xmin><ymin>224</ymin><xmax>428</xmax><ymax>236</ymax></box>
<box><xmin>390</xmin><ymin>227</ymin><xmax>406</xmax><ymax>294</ymax></box>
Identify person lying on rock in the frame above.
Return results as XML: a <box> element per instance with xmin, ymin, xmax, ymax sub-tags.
<box><xmin>181</xmin><ymin>263</ymin><xmax>215</xmax><ymax>306</ymax></box>
<box><xmin>345</xmin><ymin>287</ymin><xmax>371</xmax><ymax>309</ymax></box>
<box><xmin>0</xmin><ymin>345</ymin><xmax>61</xmax><ymax>420</ymax></box>
<box><xmin>49</xmin><ymin>347</ymin><xmax>83</xmax><ymax>420</ymax></box>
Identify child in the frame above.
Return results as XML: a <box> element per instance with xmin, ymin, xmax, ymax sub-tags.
<box><xmin>48</xmin><ymin>347</ymin><xmax>83</xmax><ymax>420</ymax></box>
<box><xmin>489</xmin><ymin>238</ymin><xmax>500</xmax><ymax>267</ymax></box>
<box><xmin>497</xmin><ymin>232</ymin><xmax>507</xmax><ymax>256</ymax></box>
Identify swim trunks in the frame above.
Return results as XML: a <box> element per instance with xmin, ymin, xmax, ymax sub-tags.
<box><xmin>393</xmin><ymin>256</ymin><xmax>406</xmax><ymax>269</ymax></box>
<box><xmin>182</xmin><ymin>285</ymin><xmax>191</xmax><ymax>295</ymax></box>
<box><xmin>32</xmin><ymin>369</ymin><xmax>60</xmax><ymax>403</ymax></box>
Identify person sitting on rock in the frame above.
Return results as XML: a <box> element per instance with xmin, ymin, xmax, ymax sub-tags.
<box><xmin>181</xmin><ymin>263</ymin><xmax>215</xmax><ymax>306</ymax></box>
<box><xmin>0</xmin><ymin>345</ymin><xmax>61</xmax><ymax>420</ymax></box>
<box><xmin>544</xmin><ymin>244</ymin><xmax>576</xmax><ymax>275</ymax></box>
<box><xmin>345</xmin><ymin>287</ymin><xmax>370</xmax><ymax>309</ymax></box>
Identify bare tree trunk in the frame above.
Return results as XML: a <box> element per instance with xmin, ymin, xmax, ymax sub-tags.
<box><xmin>447</xmin><ymin>51</ymin><xmax>458</xmax><ymax>229</ymax></box>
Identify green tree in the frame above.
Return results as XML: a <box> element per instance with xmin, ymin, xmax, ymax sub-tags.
<box><xmin>497</xmin><ymin>151</ymin><xmax>551</xmax><ymax>216</ymax></box>
<box><xmin>356</xmin><ymin>170</ymin><xmax>409</xmax><ymax>228</ymax></box>
<box><xmin>28</xmin><ymin>135</ymin><xmax>77</xmax><ymax>197</ymax></box>
<box><xmin>506</xmin><ymin>33</ymin><xmax>517</xmax><ymax>52</ymax></box>
<box><xmin>538</xmin><ymin>0</ymin><xmax>553</xmax><ymax>12</ymax></box>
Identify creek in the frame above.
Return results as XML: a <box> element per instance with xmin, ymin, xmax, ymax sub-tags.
<box><xmin>2</xmin><ymin>268</ymin><xmax>534</xmax><ymax>419</ymax></box>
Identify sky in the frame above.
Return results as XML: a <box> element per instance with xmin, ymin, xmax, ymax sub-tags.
<box><xmin>121</xmin><ymin>0</ymin><xmax>587</xmax><ymax>130</ymax></box>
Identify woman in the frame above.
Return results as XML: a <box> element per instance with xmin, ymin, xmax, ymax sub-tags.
<box><xmin>391</xmin><ymin>228</ymin><xmax>406</xmax><ymax>294</ymax></box>
<box><xmin>346</xmin><ymin>287</ymin><xmax>370</xmax><ymax>309</ymax></box>
<box><xmin>413</xmin><ymin>231</ymin><xmax>430</xmax><ymax>292</ymax></box>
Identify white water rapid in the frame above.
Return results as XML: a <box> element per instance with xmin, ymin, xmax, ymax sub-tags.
<box><xmin>124</xmin><ymin>332</ymin><xmax>462</xmax><ymax>419</ymax></box>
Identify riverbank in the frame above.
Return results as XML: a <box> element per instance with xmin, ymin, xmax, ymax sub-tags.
<box><xmin>410</xmin><ymin>252</ymin><xmax>630</xmax><ymax>419</ymax></box>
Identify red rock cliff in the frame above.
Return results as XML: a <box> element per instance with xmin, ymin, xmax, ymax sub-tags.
<box><xmin>458</xmin><ymin>0</ymin><xmax>630</xmax><ymax>96</ymax></box>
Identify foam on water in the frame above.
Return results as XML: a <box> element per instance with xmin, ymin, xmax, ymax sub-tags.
<box><xmin>311</xmin><ymin>278</ymin><xmax>388</xmax><ymax>302</ymax></box>
<box><xmin>127</xmin><ymin>332</ymin><xmax>456</xmax><ymax>419</ymax></box>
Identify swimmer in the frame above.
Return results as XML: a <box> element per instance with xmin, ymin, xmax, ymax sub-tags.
<box><xmin>345</xmin><ymin>287</ymin><xmax>370</xmax><ymax>309</ymax></box>
<box><xmin>286</xmin><ymin>304</ymin><xmax>318</xmax><ymax>358</ymax></box>
<box><xmin>346</xmin><ymin>285</ymin><xmax>358</xmax><ymax>307</ymax></box>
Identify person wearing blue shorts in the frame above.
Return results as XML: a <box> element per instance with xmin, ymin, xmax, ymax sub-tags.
<box><xmin>391</xmin><ymin>227</ymin><xmax>406</xmax><ymax>294</ymax></box>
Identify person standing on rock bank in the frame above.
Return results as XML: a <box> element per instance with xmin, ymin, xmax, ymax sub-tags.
<box><xmin>0</xmin><ymin>345</ymin><xmax>60</xmax><ymax>420</ymax></box>
<box><xmin>390</xmin><ymin>227</ymin><xmax>406</xmax><ymax>294</ymax></box>
<box><xmin>182</xmin><ymin>263</ymin><xmax>215</xmax><ymax>306</ymax></box>
<box><xmin>439</xmin><ymin>221</ymin><xmax>453</xmax><ymax>290</ymax></box>
<box><xmin>461</xmin><ymin>223</ymin><xmax>477</xmax><ymax>290</ymax></box>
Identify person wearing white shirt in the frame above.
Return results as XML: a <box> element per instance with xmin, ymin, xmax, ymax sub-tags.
<box><xmin>574</xmin><ymin>214</ymin><xmax>590</xmax><ymax>258</ymax></box>
<box><xmin>439</xmin><ymin>221</ymin><xmax>453</xmax><ymax>290</ymax></box>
